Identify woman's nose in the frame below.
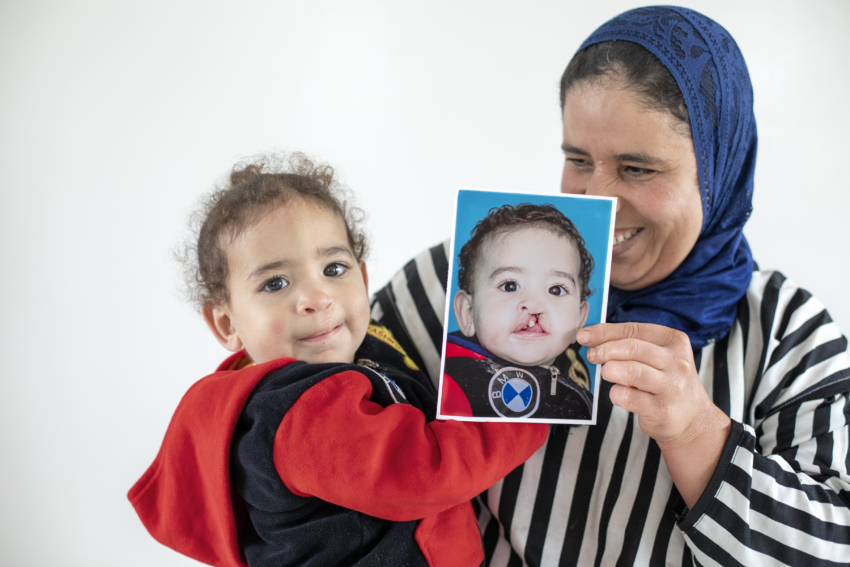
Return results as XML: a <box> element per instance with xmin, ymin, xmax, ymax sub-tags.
<box><xmin>585</xmin><ymin>164</ymin><xmax>618</xmax><ymax>197</ymax></box>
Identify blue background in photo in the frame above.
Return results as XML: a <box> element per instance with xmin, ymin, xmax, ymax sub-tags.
<box><xmin>446</xmin><ymin>190</ymin><xmax>615</xmax><ymax>393</ymax></box>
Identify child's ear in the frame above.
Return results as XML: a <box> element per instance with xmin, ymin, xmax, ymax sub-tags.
<box><xmin>202</xmin><ymin>301</ymin><xmax>244</xmax><ymax>353</ymax></box>
<box><xmin>453</xmin><ymin>290</ymin><xmax>476</xmax><ymax>337</ymax></box>
<box><xmin>578</xmin><ymin>301</ymin><xmax>590</xmax><ymax>330</ymax></box>
<box><xmin>359</xmin><ymin>261</ymin><xmax>369</xmax><ymax>293</ymax></box>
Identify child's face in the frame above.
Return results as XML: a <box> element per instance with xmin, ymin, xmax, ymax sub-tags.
<box><xmin>454</xmin><ymin>227</ymin><xmax>589</xmax><ymax>367</ymax></box>
<box><xmin>204</xmin><ymin>198</ymin><xmax>371</xmax><ymax>365</ymax></box>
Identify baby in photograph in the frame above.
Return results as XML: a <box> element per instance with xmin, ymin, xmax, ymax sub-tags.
<box><xmin>442</xmin><ymin>203</ymin><xmax>594</xmax><ymax>420</ymax></box>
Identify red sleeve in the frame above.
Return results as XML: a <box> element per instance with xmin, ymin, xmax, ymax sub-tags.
<box><xmin>440</xmin><ymin>373</ymin><xmax>473</xmax><ymax>417</ymax></box>
<box><xmin>273</xmin><ymin>370</ymin><xmax>548</xmax><ymax>522</ymax></box>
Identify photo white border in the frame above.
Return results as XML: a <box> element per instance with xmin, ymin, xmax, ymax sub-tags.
<box><xmin>436</xmin><ymin>187</ymin><xmax>616</xmax><ymax>425</ymax></box>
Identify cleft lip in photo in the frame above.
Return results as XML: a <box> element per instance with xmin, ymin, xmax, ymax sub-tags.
<box><xmin>513</xmin><ymin>314</ymin><xmax>548</xmax><ymax>336</ymax></box>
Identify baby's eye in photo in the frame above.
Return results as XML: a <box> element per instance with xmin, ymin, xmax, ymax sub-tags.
<box><xmin>549</xmin><ymin>285</ymin><xmax>568</xmax><ymax>296</ymax></box>
<box><xmin>499</xmin><ymin>281</ymin><xmax>519</xmax><ymax>292</ymax></box>
<box><xmin>324</xmin><ymin>262</ymin><xmax>348</xmax><ymax>277</ymax></box>
<box><xmin>263</xmin><ymin>276</ymin><xmax>289</xmax><ymax>292</ymax></box>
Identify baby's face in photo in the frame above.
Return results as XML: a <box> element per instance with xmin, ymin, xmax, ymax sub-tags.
<box><xmin>455</xmin><ymin>227</ymin><xmax>589</xmax><ymax>367</ymax></box>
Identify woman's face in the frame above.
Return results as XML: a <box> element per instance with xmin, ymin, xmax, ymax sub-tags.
<box><xmin>560</xmin><ymin>80</ymin><xmax>703</xmax><ymax>291</ymax></box>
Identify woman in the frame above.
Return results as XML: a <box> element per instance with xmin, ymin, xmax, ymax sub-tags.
<box><xmin>371</xmin><ymin>6</ymin><xmax>850</xmax><ymax>566</ymax></box>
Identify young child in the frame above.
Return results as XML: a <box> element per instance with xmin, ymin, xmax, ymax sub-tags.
<box><xmin>441</xmin><ymin>203</ymin><xmax>594</xmax><ymax>420</ymax></box>
<box><xmin>128</xmin><ymin>154</ymin><xmax>548</xmax><ymax>567</ymax></box>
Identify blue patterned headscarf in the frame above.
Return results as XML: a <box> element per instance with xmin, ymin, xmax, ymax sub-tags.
<box><xmin>575</xmin><ymin>6</ymin><xmax>757</xmax><ymax>348</ymax></box>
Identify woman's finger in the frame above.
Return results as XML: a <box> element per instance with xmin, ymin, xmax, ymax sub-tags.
<box><xmin>587</xmin><ymin>337</ymin><xmax>670</xmax><ymax>371</ymax></box>
<box><xmin>599</xmin><ymin>360</ymin><xmax>666</xmax><ymax>394</ymax></box>
<box><xmin>608</xmin><ymin>384</ymin><xmax>658</xmax><ymax>416</ymax></box>
<box><xmin>577</xmin><ymin>322</ymin><xmax>685</xmax><ymax>349</ymax></box>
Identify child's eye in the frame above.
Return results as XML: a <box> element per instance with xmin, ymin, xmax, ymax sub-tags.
<box><xmin>323</xmin><ymin>262</ymin><xmax>348</xmax><ymax>277</ymax></box>
<box><xmin>499</xmin><ymin>281</ymin><xmax>519</xmax><ymax>292</ymax></box>
<box><xmin>549</xmin><ymin>285</ymin><xmax>568</xmax><ymax>296</ymax></box>
<box><xmin>262</xmin><ymin>276</ymin><xmax>289</xmax><ymax>292</ymax></box>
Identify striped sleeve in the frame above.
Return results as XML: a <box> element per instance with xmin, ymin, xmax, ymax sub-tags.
<box><xmin>372</xmin><ymin>250</ymin><xmax>850</xmax><ymax>566</ymax></box>
<box><xmin>371</xmin><ymin>241</ymin><xmax>450</xmax><ymax>389</ymax></box>
<box><xmin>681</xmin><ymin>271</ymin><xmax>850</xmax><ymax>566</ymax></box>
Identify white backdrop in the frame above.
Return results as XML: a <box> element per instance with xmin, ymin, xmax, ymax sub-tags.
<box><xmin>1</xmin><ymin>1</ymin><xmax>848</xmax><ymax>565</ymax></box>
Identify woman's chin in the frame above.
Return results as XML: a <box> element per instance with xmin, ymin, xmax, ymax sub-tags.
<box><xmin>610</xmin><ymin>254</ymin><xmax>657</xmax><ymax>290</ymax></box>
<box><xmin>610</xmin><ymin>264</ymin><xmax>644</xmax><ymax>290</ymax></box>
<box><xmin>611</xmin><ymin>252</ymin><xmax>681</xmax><ymax>291</ymax></box>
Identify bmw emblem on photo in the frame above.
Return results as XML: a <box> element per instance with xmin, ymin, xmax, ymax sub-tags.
<box><xmin>488</xmin><ymin>367</ymin><xmax>540</xmax><ymax>418</ymax></box>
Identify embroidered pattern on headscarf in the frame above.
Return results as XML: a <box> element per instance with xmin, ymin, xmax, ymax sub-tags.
<box><xmin>575</xmin><ymin>6</ymin><xmax>757</xmax><ymax>348</ymax></box>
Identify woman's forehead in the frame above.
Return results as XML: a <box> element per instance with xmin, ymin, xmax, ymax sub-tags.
<box><xmin>562</xmin><ymin>83</ymin><xmax>691</xmax><ymax>153</ymax></box>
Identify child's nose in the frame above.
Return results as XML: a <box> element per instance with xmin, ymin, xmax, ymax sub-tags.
<box><xmin>519</xmin><ymin>293</ymin><xmax>544</xmax><ymax>313</ymax></box>
<box><xmin>297</xmin><ymin>286</ymin><xmax>333</xmax><ymax>314</ymax></box>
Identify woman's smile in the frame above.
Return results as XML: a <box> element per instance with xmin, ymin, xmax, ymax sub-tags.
<box><xmin>612</xmin><ymin>227</ymin><xmax>643</xmax><ymax>256</ymax></box>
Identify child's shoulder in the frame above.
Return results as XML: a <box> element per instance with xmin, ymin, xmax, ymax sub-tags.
<box><xmin>358</xmin><ymin>323</ymin><xmax>422</xmax><ymax>372</ymax></box>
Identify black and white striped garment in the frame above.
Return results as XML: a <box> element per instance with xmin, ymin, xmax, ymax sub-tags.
<box><xmin>371</xmin><ymin>242</ymin><xmax>850</xmax><ymax>567</ymax></box>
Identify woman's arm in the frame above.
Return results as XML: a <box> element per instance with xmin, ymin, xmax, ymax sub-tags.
<box><xmin>581</xmin><ymin>272</ymin><xmax>850</xmax><ymax>564</ymax></box>
<box><xmin>370</xmin><ymin>241</ymin><xmax>451</xmax><ymax>386</ymax></box>
<box><xmin>577</xmin><ymin>321</ymin><xmax>732</xmax><ymax>508</ymax></box>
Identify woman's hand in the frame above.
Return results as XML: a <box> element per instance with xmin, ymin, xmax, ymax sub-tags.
<box><xmin>577</xmin><ymin>322</ymin><xmax>732</xmax><ymax>509</ymax></box>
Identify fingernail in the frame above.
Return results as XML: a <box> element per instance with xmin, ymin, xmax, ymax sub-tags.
<box><xmin>586</xmin><ymin>347</ymin><xmax>596</xmax><ymax>363</ymax></box>
<box><xmin>577</xmin><ymin>330</ymin><xmax>589</xmax><ymax>344</ymax></box>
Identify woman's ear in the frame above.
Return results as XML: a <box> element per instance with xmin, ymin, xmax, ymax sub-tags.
<box><xmin>202</xmin><ymin>302</ymin><xmax>244</xmax><ymax>353</ymax></box>
<box><xmin>453</xmin><ymin>290</ymin><xmax>476</xmax><ymax>337</ymax></box>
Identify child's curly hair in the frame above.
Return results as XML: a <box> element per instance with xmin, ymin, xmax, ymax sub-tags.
<box><xmin>179</xmin><ymin>152</ymin><xmax>368</xmax><ymax>310</ymax></box>
<box><xmin>456</xmin><ymin>203</ymin><xmax>594</xmax><ymax>301</ymax></box>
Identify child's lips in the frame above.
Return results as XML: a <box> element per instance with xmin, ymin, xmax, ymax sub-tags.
<box><xmin>299</xmin><ymin>324</ymin><xmax>343</xmax><ymax>343</ymax></box>
<box><xmin>513</xmin><ymin>315</ymin><xmax>548</xmax><ymax>336</ymax></box>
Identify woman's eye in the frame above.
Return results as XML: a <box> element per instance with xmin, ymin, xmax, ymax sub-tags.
<box><xmin>567</xmin><ymin>157</ymin><xmax>591</xmax><ymax>169</ymax></box>
<box><xmin>549</xmin><ymin>285</ymin><xmax>567</xmax><ymax>296</ymax></box>
<box><xmin>499</xmin><ymin>281</ymin><xmax>519</xmax><ymax>292</ymax></box>
<box><xmin>624</xmin><ymin>165</ymin><xmax>655</xmax><ymax>177</ymax></box>
<box><xmin>262</xmin><ymin>276</ymin><xmax>289</xmax><ymax>292</ymax></box>
<box><xmin>324</xmin><ymin>263</ymin><xmax>348</xmax><ymax>277</ymax></box>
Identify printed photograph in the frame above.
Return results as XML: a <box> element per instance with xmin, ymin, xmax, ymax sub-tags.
<box><xmin>437</xmin><ymin>189</ymin><xmax>615</xmax><ymax>424</ymax></box>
